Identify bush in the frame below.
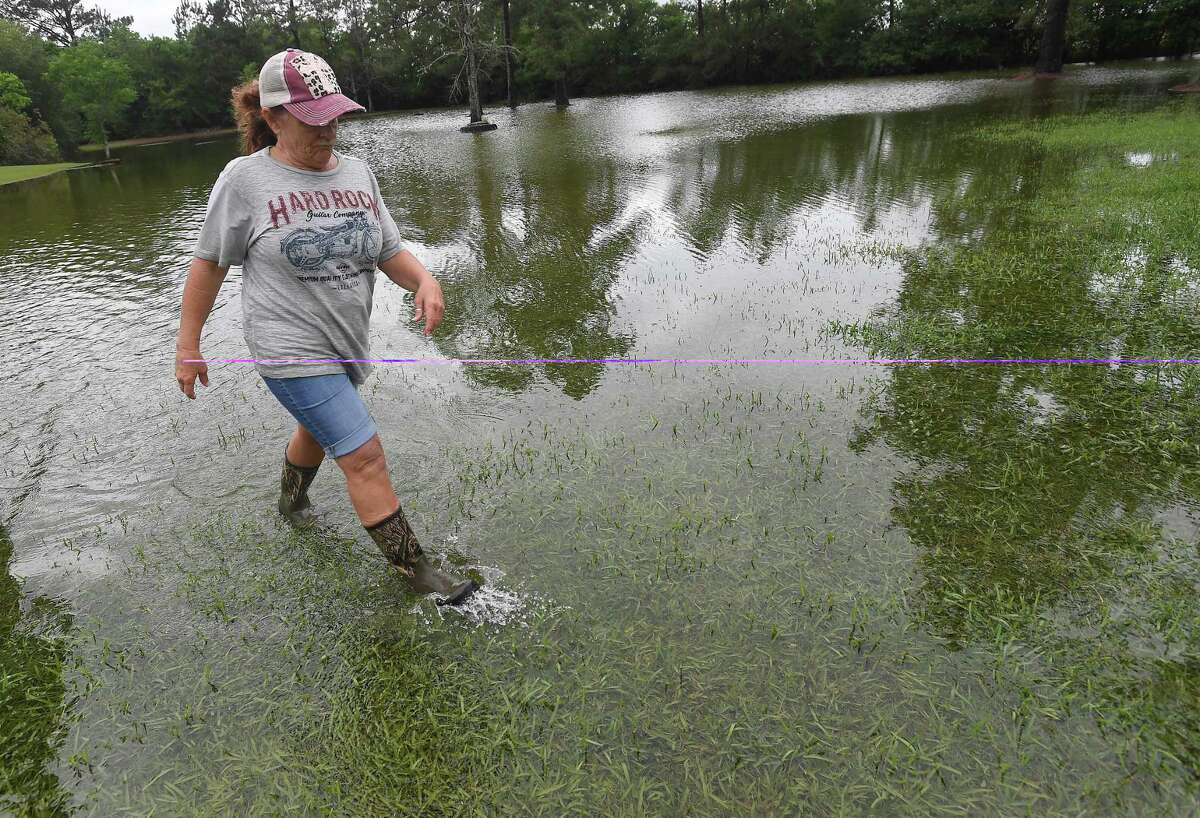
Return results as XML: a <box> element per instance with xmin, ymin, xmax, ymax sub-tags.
<box><xmin>0</xmin><ymin>107</ymin><xmax>62</xmax><ymax>164</ymax></box>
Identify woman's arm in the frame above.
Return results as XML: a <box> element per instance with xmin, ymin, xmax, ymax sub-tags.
<box><xmin>175</xmin><ymin>256</ymin><xmax>229</xmax><ymax>399</ymax></box>
<box><xmin>378</xmin><ymin>249</ymin><xmax>445</xmax><ymax>336</ymax></box>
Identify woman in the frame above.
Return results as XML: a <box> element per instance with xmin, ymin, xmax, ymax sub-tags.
<box><xmin>174</xmin><ymin>48</ymin><xmax>477</xmax><ymax>606</ymax></box>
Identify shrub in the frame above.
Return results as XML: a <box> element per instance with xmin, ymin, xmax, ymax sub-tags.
<box><xmin>0</xmin><ymin>107</ymin><xmax>62</xmax><ymax>164</ymax></box>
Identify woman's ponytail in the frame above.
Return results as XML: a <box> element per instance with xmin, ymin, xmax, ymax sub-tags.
<box><xmin>231</xmin><ymin>80</ymin><xmax>278</xmax><ymax>155</ymax></box>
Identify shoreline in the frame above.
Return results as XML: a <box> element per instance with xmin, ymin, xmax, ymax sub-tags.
<box><xmin>71</xmin><ymin>57</ymin><xmax>1200</xmax><ymax>154</ymax></box>
<box><xmin>77</xmin><ymin>127</ymin><xmax>239</xmax><ymax>152</ymax></box>
<box><xmin>0</xmin><ymin>162</ymin><xmax>88</xmax><ymax>187</ymax></box>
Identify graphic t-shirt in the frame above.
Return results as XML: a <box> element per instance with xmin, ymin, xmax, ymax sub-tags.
<box><xmin>193</xmin><ymin>146</ymin><xmax>403</xmax><ymax>384</ymax></box>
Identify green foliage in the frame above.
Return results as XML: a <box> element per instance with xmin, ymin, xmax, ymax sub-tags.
<box><xmin>46</xmin><ymin>40</ymin><xmax>136</xmax><ymax>148</ymax></box>
<box><xmin>4</xmin><ymin>0</ymin><xmax>1199</xmax><ymax>143</ymax></box>
<box><xmin>0</xmin><ymin>19</ymin><xmax>74</xmax><ymax>148</ymax></box>
<box><xmin>861</xmin><ymin>0</ymin><xmax>1039</xmax><ymax>74</ymax></box>
<box><xmin>0</xmin><ymin>80</ymin><xmax>61</xmax><ymax>163</ymax></box>
<box><xmin>2</xmin><ymin>0</ymin><xmax>130</xmax><ymax>46</ymax></box>
<box><xmin>0</xmin><ymin>109</ymin><xmax>59</xmax><ymax>162</ymax></box>
<box><xmin>0</xmin><ymin>69</ymin><xmax>30</xmax><ymax>109</ymax></box>
<box><xmin>1069</xmin><ymin>0</ymin><xmax>1200</xmax><ymax>61</ymax></box>
<box><xmin>0</xmin><ymin>70</ymin><xmax>31</xmax><ymax>110</ymax></box>
<box><xmin>514</xmin><ymin>0</ymin><xmax>592</xmax><ymax>96</ymax></box>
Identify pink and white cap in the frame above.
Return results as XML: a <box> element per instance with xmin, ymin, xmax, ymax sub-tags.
<box><xmin>258</xmin><ymin>48</ymin><xmax>364</xmax><ymax>126</ymax></box>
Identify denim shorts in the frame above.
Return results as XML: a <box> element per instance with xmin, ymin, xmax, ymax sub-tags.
<box><xmin>262</xmin><ymin>372</ymin><xmax>378</xmax><ymax>458</ymax></box>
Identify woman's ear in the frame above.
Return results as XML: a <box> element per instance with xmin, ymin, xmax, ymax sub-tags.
<box><xmin>261</xmin><ymin>107</ymin><xmax>280</xmax><ymax>135</ymax></box>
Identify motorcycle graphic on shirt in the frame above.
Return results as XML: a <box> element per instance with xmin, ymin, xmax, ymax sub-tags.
<box><xmin>280</xmin><ymin>213</ymin><xmax>380</xmax><ymax>271</ymax></box>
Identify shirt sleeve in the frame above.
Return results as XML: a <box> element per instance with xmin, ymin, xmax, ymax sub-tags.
<box><xmin>372</xmin><ymin>170</ymin><xmax>404</xmax><ymax>265</ymax></box>
<box><xmin>193</xmin><ymin>166</ymin><xmax>252</xmax><ymax>269</ymax></box>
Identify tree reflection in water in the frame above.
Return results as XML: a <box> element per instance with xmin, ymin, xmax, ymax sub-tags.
<box><xmin>845</xmin><ymin>108</ymin><xmax>1200</xmax><ymax>767</ymax></box>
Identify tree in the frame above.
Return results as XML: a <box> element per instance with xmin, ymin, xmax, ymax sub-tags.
<box><xmin>1035</xmin><ymin>0</ymin><xmax>1070</xmax><ymax>73</ymax></box>
<box><xmin>0</xmin><ymin>70</ymin><xmax>60</xmax><ymax>163</ymax></box>
<box><xmin>454</xmin><ymin>0</ymin><xmax>486</xmax><ymax>126</ymax></box>
<box><xmin>420</xmin><ymin>0</ymin><xmax>502</xmax><ymax>130</ymax></box>
<box><xmin>1157</xmin><ymin>0</ymin><xmax>1200</xmax><ymax>59</ymax></box>
<box><xmin>171</xmin><ymin>0</ymin><xmax>261</xmax><ymax>129</ymax></box>
<box><xmin>0</xmin><ymin>19</ymin><xmax>76</xmax><ymax>148</ymax></box>
<box><xmin>519</xmin><ymin>0</ymin><xmax>591</xmax><ymax>106</ymax></box>
<box><xmin>0</xmin><ymin>70</ymin><xmax>32</xmax><ymax>111</ymax></box>
<box><xmin>344</xmin><ymin>0</ymin><xmax>377</xmax><ymax>111</ymax></box>
<box><xmin>2</xmin><ymin>0</ymin><xmax>127</xmax><ymax>46</ymax></box>
<box><xmin>46</xmin><ymin>41</ymin><xmax>135</xmax><ymax>158</ymax></box>
<box><xmin>500</xmin><ymin>0</ymin><xmax>513</xmax><ymax>106</ymax></box>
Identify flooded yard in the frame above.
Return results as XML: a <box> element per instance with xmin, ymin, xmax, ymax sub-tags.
<box><xmin>2</xmin><ymin>64</ymin><xmax>1199</xmax><ymax>816</ymax></box>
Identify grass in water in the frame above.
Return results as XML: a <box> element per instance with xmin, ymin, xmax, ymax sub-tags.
<box><xmin>3</xmin><ymin>100</ymin><xmax>1200</xmax><ymax>817</ymax></box>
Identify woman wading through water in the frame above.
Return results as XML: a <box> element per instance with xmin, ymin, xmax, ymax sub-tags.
<box><xmin>174</xmin><ymin>49</ymin><xmax>478</xmax><ymax>605</ymax></box>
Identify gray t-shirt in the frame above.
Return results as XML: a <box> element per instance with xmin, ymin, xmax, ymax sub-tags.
<box><xmin>193</xmin><ymin>146</ymin><xmax>403</xmax><ymax>384</ymax></box>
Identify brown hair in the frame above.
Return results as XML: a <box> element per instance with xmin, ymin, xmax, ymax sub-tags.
<box><xmin>231</xmin><ymin>80</ymin><xmax>281</xmax><ymax>155</ymax></box>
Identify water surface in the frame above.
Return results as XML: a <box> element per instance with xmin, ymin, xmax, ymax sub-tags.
<box><xmin>2</xmin><ymin>64</ymin><xmax>1199</xmax><ymax>816</ymax></box>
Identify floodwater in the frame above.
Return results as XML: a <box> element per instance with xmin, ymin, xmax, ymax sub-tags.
<box><xmin>2</xmin><ymin>64</ymin><xmax>1199</xmax><ymax>815</ymax></box>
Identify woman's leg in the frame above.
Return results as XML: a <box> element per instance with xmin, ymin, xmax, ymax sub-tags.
<box><xmin>287</xmin><ymin>423</ymin><xmax>325</xmax><ymax>469</ymax></box>
<box><xmin>333</xmin><ymin>433</ymin><xmax>398</xmax><ymax>525</ymax></box>
<box><xmin>336</xmin><ymin>435</ymin><xmax>477</xmax><ymax>603</ymax></box>
<box><xmin>264</xmin><ymin>373</ymin><xmax>475</xmax><ymax>601</ymax></box>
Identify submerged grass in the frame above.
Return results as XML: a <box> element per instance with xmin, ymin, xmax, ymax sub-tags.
<box><xmin>58</xmin><ymin>520</ymin><xmax>530</xmax><ymax>817</ymax></box>
<box><xmin>833</xmin><ymin>97</ymin><xmax>1200</xmax><ymax>808</ymax></box>
<box><xmin>0</xmin><ymin>525</ymin><xmax>76</xmax><ymax>816</ymax></box>
<box><xmin>833</xmin><ymin>101</ymin><xmax>1200</xmax><ymax>361</ymax></box>
<box><xmin>4</xmin><ymin>95</ymin><xmax>1200</xmax><ymax>817</ymax></box>
<box><xmin>57</xmin><ymin>365</ymin><xmax>1200</xmax><ymax>815</ymax></box>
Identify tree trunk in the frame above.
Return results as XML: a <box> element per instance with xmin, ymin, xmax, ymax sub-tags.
<box><xmin>287</xmin><ymin>0</ymin><xmax>302</xmax><ymax>47</ymax></box>
<box><xmin>1035</xmin><ymin>0</ymin><xmax>1070</xmax><ymax>74</ymax></box>
<box><xmin>697</xmin><ymin>0</ymin><xmax>704</xmax><ymax>38</ymax></box>
<box><xmin>462</xmin><ymin>0</ymin><xmax>483</xmax><ymax>124</ymax></box>
<box><xmin>502</xmin><ymin>0</ymin><xmax>515</xmax><ymax>107</ymax></box>
<box><xmin>103</xmin><ymin>130</ymin><xmax>110</xmax><ymax>160</ymax></box>
<box><xmin>467</xmin><ymin>45</ymin><xmax>483</xmax><ymax>123</ymax></box>
<box><xmin>554</xmin><ymin>74</ymin><xmax>569</xmax><ymax>107</ymax></box>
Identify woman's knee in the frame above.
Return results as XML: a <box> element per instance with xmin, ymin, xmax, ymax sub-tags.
<box><xmin>336</xmin><ymin>434</ymin><xmax>387</xmax><ymax>479</ymax></box>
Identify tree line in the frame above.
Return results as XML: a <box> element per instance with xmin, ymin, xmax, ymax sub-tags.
<box><xmin>1</xmin><ymin>0</ymin><xmax>1198</xmax><ymax>164</ymax></box>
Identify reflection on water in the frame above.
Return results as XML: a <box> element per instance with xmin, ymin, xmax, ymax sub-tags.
<box><xmin>1</xmin><ymin>63</ymin><xmax>1198</xmax><ymax>813</ymax></box>
<box><xmin>844</xmin><ymin>92</ymin><xmax>1200</xmax><ymax>776</ymax></box>
<box><xmin>854</xmin><ymin>364</ymin><xmax>1200</xmax><ymax>643</ymax></box>
<box><xmin>432</xmin><ymin>122</ymin><xmax>640</xmax><ymax>398</ymax></box>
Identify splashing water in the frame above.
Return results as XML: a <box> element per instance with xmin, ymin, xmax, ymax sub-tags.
<box><xmin>410</xmin><ymin>563</ymin><xmax>566</xmax><ymax>628</ymax></box>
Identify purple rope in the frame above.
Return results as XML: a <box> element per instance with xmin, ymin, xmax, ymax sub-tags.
<box><xmin>181</xmin><ymin>357</ymin><xmax>1200</xmax><ymax>366</ymax></box>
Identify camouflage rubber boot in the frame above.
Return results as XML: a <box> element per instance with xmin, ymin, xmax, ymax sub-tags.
<box><xmin>365</xmin><ymin>505</ymin><xmax>478</xmax><ymax>606</ymax></box>
<box><xmin>278</xmin><ymin>444</ymin><xmax>321</xmax><ymax>528</ymax></box>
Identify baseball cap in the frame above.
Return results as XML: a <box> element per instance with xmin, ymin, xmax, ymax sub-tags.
<box><xmin>258</xmin><ymin>48</ymin><xmax>365</xmax><ymax>126</ymax></box>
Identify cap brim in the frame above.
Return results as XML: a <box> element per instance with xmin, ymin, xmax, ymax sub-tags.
<box><xmin>283</xmin><ymin>94</ymin><xmax>365</xmax><ymax>126</ymax></box>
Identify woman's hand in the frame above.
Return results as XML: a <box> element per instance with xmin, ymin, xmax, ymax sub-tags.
<box><xmin>176</xmin><ymin>346</ymin><xmax>209</xmax><ymax>399</ymax></box>
<box><xmin>413</xmin><ymin>278</ymin><xmax>445</xmax><ymax>336</ymax></box>
<box><xmin>379</xmin><ymin>250</ymin><xmax>445</xmax><ymax>335</ymax></box>
<box><xmin>176</xmin><ymin>257</ymin><xmax>227</xmax><ymax>399</ymax></box>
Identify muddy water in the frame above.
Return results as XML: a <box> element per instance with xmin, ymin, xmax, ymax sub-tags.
<box><xmin>2</xmin><ymin>64</ymin><xmax>1198</xmax><ymax>815</ymax></box>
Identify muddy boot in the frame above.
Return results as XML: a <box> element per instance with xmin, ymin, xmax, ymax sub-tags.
<box><xmin>365</xmin><ymin>505</ymin><xmax>478</xmax><ymax>606</ymax></box>
<box><xmin>278</xmin><ymin>445</ymin><xmax>321</xmax><ymax>529</ymax></box>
